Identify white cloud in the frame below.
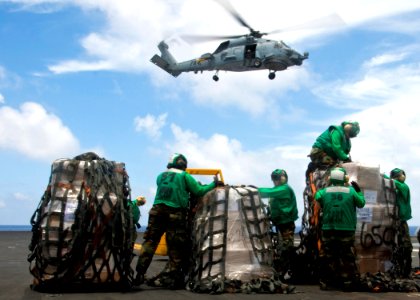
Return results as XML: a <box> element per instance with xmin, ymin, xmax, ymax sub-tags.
<box><xmin>0</xmin><ymin>65</ymin><xmax>21</xmax><ymax>89</ymax></box>
<box><xmin>312</xmin><ymin>46</ymin><xmax>420</xmax><ymax>109</ymax></box>
<box><xmin>13</xmin><ymin>192</ymin><xmax>31</xmax><ymax>202</ymax></box>
<box><xmin>9</xmin><ymin>0</ymin><xmax>417</xmax><ymax>76</ymax></box>
<box><xmin>0</xmin><ymin>102</ymin><xmax>80</xmax><ymax>161</ymax></box>
<box><xmin>134</xmin><ymin>113</ymin><xmax>168</xmax><ymax>139</ymax></box>
<box><xmin>363</xmin><ymin>53</ymin><xmax>407</xmax><ymax>68</ymax></box>
<box><xmin>187</xmin><ymin>68</ymin><xmax>311</xmax><ymax>118</ymax></box>
<box><xmin>0</xmin><ymin>94</ymin><xmax>4</xmax><ymax>104</ymax></box>
<box><xmin>164</xmin><ymin>94</ymin><xmax>420</xmax><ymax>223</ymax></box>
<box><xmin>7</xmin><ymin>1</ymin><xmax>420</xmax><ymax>118</ymax></box>
<box><xmin>49</xmin><ymin>59</ymin><xmax>113</xmax><ymax>74</ymax></box>
<box><xmin>165</xmin><ymin>123</ymin><xmax>309</xmax><ymax>214</ymax></box>
<box><xmin>351</xmin><ymin>97</ymin><xmax>420</xmax><ymax>170</ymax></box>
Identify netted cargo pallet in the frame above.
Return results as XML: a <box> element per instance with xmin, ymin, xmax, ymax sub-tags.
<box><xmin>295</xmin><ymin>162</ymin><xmax>403</xmax><ymax>284</ymax></box>
<box><xmin>28</xmin><ymin>152</ymin><xmax>135</xmax><ymax>291</ymax></box>
<box><xmin>188</xmin><ymin>186</ymin><xmax>278</xmax><ymax>293</ymax></box>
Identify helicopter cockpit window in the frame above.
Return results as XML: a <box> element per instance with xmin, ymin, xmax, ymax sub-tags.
<box><xmin>279</xmin><ymin>41</ymin><xmax>290</xmax><ymax>49</ymax></box>
<box><xmin>213</xmin><ymin>41</ymin><xmax>230</xmax><ymax>54</ymax></box>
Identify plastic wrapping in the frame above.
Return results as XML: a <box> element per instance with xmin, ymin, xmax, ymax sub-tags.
<box><xmin>189</xmin><ymin>186</ymin><xmax>274</xmax><ymax>292</ymax></box>
<box><xmin>343</xmin><ymin>163</ymin><xmax>396</xmax><ymax>274</ymax></box>
<box><xmin>28</xmin><ymin>154</ymin><xmax>134</xmax><ymax>290</ymax></box>
<box><xmin>297</xmin><ymin>162</ymin><xmax>398</xmax><ymax>281</ymax></box>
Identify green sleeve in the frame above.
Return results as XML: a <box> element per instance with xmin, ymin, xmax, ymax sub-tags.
<box><xmin>384</xmin><ymin>175</ymin><xmax>411</xmax><ymax>200</ymax></box>
<box><xmin>258</xmin><ymin>185</ymin><xmax>290</xmax><ymax>198</ymax></box>
<box><xmin>185</xmin><ymin>173</ymin><xmax>215</xmax><ymax>197</ymax></box>
<box><xmin>351</xmin><ymin>188</ymin><xmax>366</xmax><ymax>208</ymax></box>
<box><xmin>314</xmin><ymin>189</ymin><xmax>324</xmax><ymax>206</ymax></box>
<box><xmin>393</xmin><ymin>180</ymin><xmax>410</xmax><ymax>199</ymax></box>
<box><xmin>330</xmin><ymin>129</ymin><xmax>349</xmax><ymax>160</ymax></box>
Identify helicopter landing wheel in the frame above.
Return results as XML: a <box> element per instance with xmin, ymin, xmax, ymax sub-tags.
<box><xmin>213</xmin><ymin>75</ymin><xmax>219</xmax><ymax>81</ymax></box>
<box><xmin>268</xmin><ymin>72</ymin><xmax>276</xmax><ymax>80</ymax></box>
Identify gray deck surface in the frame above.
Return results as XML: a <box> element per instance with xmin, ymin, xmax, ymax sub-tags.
<box><xmin>1</xmin><ymin>231</ymin><xmax>419</xmax><ymax>300</ymax></box>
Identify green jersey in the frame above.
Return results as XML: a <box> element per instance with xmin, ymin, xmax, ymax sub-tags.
<box><xmin>315</xmin><ymin>185</ymin><xmax>365</xmax><ymax>231</ymax></box>
<box><xmin>393</xmin><ymin>180</ymin><xmax>412</xmax><ymax>221</ymax></box>
<box><xmin>258</xmin><ymin>184</ymin><xmax>298</xmax><ymax>225</ymax></box>
<box><xmin>154</xmin><ymin>168</ymin><xmax>215</xmax><ymax>209</ymax></box>
<box><xmin>313</xmin><ymin>125</ymin><xmax>351</xmax><ymax>161</ymax></box>
<box><xmin>383</xmin><ymin>175</ymin><xmax>412</xmax><ymax>221</ymax></box>
<box><xmin>129</xmin><ymin>200</ymin><xmax>141</xmax><ymax>224</ymax></box>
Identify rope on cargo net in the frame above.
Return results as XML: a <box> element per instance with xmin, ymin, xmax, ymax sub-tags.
<box><xmin>188</xmin><ymin>186</ymin><xmax>295</xmax><ymax>294</ymax></box>
<box><xmin>188</xmin><ymin>187</ymin><xmax>229</xmax><ymax>293</ymax></box>
<box><xmin>381</xmin><ymin>175</ymin><xmax>408</xmax><ymax>278</ymax></box>
<box><xmin>231</xmin><ymin>186</ymin><xmax>272</xmax><ymax>264</ymax></box>
<box><xmin>29</xmin><ymin>159</ymin><xmax>84</xmax><ymax>282</ymax></box>
<box><xmin>291</xmin><ymin>167</ymin><xmax>329</xmax><ymax>283</ymax></box>
<box><xmin>28</xmin><ymin>155</ymin><xmax>135</xmax><ymax>290</ymax></box>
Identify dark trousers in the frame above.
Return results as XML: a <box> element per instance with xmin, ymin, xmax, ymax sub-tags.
<box><xmin>318</xmin><ymin>230</ymin><xmax>358</xmax><ymax>287</ymax></box>
<box><xmin>135</xmin><ymin>204</ymin><xmax>188</xmax><ymax>279</ymax></box>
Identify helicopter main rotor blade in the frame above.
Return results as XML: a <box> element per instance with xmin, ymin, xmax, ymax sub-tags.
<box><xmin>180</xmin><ymin>33</ymin><xmax>244</xmax><ymax>44</ymax></box>
<box><xmin>268</xmin><ymin>13</ymin><xmax>346</xmax><ymax>35</ymax></box>
<box><xmin>213</xmin><ymin>0</ymin><xmax>255</xmax><ymax>33</ymax></box>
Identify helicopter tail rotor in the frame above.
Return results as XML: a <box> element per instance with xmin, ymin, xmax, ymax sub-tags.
<box><xmin>150</xmin><ymin>41</ymin><xmax>181</xmax><ymax>77</ymax></box>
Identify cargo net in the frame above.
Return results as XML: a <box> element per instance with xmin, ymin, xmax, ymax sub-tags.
<box><xmin>295</xmin><ymin>162</ymin><xmax>420</xmax><ymax>292</ymax></box>
<box><xmin>188</xmin><ymin>186</ymin><xmax>295</xmax><ymax>294</ymax></box>
<box><xmin>28</xmin><ymin>152</ymin><xmax>136</xmax><ymax>291</ymax></box>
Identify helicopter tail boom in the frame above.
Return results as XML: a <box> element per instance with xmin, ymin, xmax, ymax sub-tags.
<box><xmin>150</xmin><ymin>41</ymin><xmax>181</xmax><ymax>77</ymax></box>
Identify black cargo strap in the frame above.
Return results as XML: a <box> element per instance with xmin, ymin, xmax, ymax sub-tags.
<box><xmin>189</xmin><ymin>187</ymin><xmax>229</xmax><ymax>293</ymax></box>
<box><xmin>231</xmin><ymin>186</ymin><xmax>271</xmax><ymax>264</ymax></box>
<box><xmin>28</xmin><ymin>155</ymin><xmax>135</xmax><ymax>289</ymax></box>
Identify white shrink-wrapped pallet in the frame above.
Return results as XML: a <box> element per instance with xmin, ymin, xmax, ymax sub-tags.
<box><xmin>343</xmin><ymin>163</ymin><xmax>397</xmax><ymax>274</ymax></box>
<box><xmin>189</xmin><ymin>186</ymin><xmax>274</xmax><ymax>292</ymax></box>
<box><xmin>28</xmin><ymin>153</ymin><xmax>135</xmax><ymax>290</ymax></box>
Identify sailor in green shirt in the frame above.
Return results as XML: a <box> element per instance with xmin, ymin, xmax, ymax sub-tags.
<box><xmin>258</xmin><ymin>169</ymin><xmax>298</xmax><ymax>279</ymax></box>
<box><xmin>128</xmin><ymin>196</ymin><xmax>146</xmax><ymax>246</ymax></box>
<box><xmin>129</xmin><ymin>196</ymin><xmax>146</xmax><ymax>228</ymax></box>
<box><xmin>387</xmin><ymin>168</ymin><xmax>412</xmax><ymax>277</ymax></box>
<box><xmin>309</xmin><ymin>121</ymin><xmax>360</xmax><ymax>167</ymax></box>
<box><xmin>315</xmin><ymin>167</ymin><xmax>365</xmax><ymax>291</ymax></box>
<box><xmin>134</xmin><ymin>153</ymin><xmax>217</xmax><ymax>288</ymax></box>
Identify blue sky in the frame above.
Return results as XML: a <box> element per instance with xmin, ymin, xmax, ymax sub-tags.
<box><xmin>1</xmin><ymin>0</ymin><xmax>420</xmax><ymax>227</ymax></box>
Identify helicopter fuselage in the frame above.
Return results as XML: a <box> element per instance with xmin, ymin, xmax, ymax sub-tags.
<box><xmin>150</xmin><ymin>37</ymin><xmax>308</xmax><ymax>80</ymax></box>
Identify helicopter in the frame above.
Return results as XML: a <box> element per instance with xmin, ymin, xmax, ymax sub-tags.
<box><xmin>150</xmin><ymin>0</ymin><xmax>314</xmax><ymax>81</ymax></box>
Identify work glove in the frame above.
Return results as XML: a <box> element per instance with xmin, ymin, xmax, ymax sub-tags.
<box><xmin>213</xmin><ymin>176</ymin><xmax>224</xmax><ymax>187</ymax></box>
<box><xmin>351</xmin><ymin>181</ymin><xmax>361</xmax><ymax>193</ymax></box>
<box><xmin>343</xmin><ymin>156</ymin><xmax>352</xmax><ymax>163</ymax></box>
<box><xmin>136</xmin><ymin>196</ymin><xmax>146</xmax><ymax>206</ymax></box>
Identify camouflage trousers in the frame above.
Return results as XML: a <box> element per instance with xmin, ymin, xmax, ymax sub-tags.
<box><xmin>318</xmin><ymin>230</ymin><xmax>358</xmax><ymax>288</ymax></box>
<box><xmin>273</xmin><ymin>221</ymin><xmax>295</xmax><ymax>274</ymax></box>
<box><xmin>397</xmin><ymin>221</ymin><xmax>413</xmax><ymax>277</ymax></box>
<box><xmin>309</xmin><ymin>147</ymin><xmax>337</xmax><ymax>166</ymax></box>
<box><xmin>135</xmin><ymin>204</ymin><xmax>188</xmax><ymax>283</ymax></box>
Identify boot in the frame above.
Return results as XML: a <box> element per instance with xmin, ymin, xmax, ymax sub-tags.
<box><xmin>133</xmin><ymin>273</ymin><xmax>144</xmax><ymax>286</ymax></box>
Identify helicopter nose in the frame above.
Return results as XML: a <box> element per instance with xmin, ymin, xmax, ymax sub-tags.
<box><xmin>289</xmin><ymin>51</ymin><xmax>308</xmax><ymax>66</ymax></box>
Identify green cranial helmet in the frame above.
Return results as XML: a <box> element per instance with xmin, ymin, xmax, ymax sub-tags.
<box><xmin>167</xmin><ymin>153</ymin><xmax>188</xmax><ymax>170</ymax></box>
<box><xmin>329</xmin><ymin>167</ymin><xmax>348</xmax><ymax>185</ymax></box>
<box><xmin>271</xmin><ymin>169</ymin><xmax>288</xmax><ymax>183</ymax></box>
<box><xmin>342</xmin><ymin>121</ymin><xmax>360</xmax><ymax>138</ymax></box>
<box><xmin>390</xmin><ymin>168</ymin><xmax>405</xmax><ymax>179</ymax></box>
